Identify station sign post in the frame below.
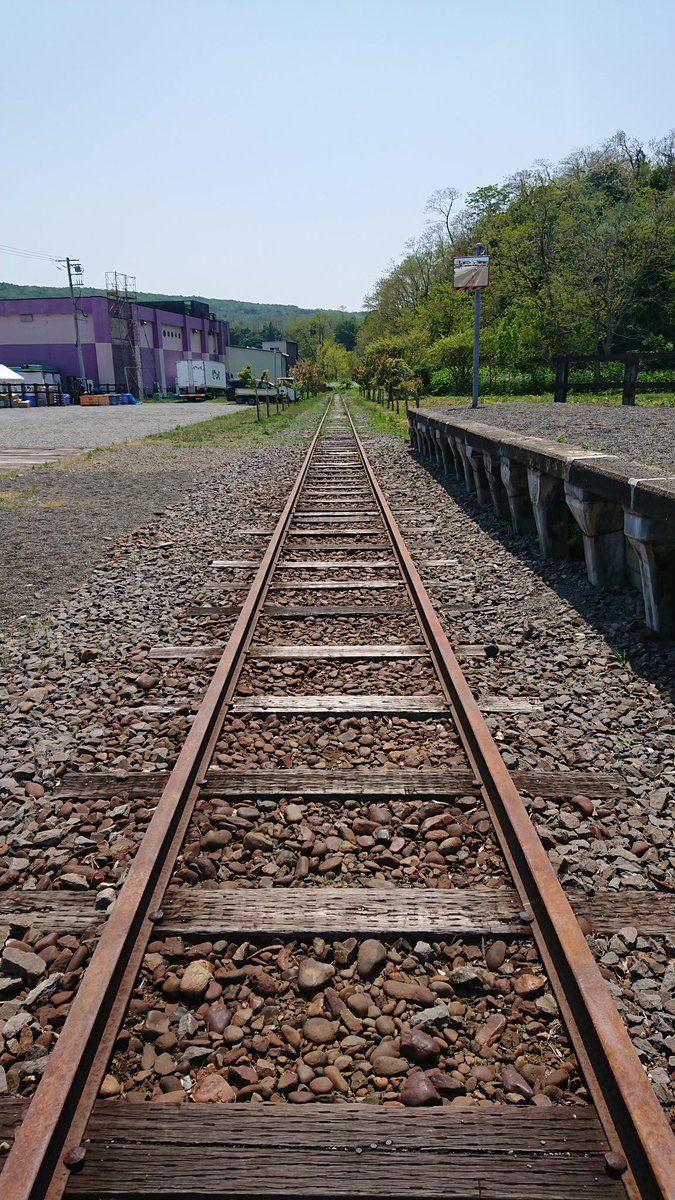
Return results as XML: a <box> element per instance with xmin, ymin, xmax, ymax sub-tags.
<box><xmin>454</xmin><ymin>244</ymin><xmax>490</xmax><ymax>408</ymax></box>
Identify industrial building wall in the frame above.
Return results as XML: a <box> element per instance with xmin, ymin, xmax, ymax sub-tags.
<box><xmin>0</xmin><ymin>296</ymin><xmax>230</xmax><ymax>394</ymax></box>
<box><xmin>95</xmin><ymin>343</ymin><xmax>115</xmax><ymax>387</ymax></box>
<box><xmin>0</xmin><ymin>296</ymin><xmax>110</xmax><ymax>388</ymax></box>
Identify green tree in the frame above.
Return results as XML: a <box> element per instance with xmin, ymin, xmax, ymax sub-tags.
<box><xmin>359</xmin><ymin>128</ymin><xmax>675</xmax><ymax>386</ymax></box>
<box><xmin>334</xmin><ymin>312</ymin><xmax>358</xmax><ymax>350</ymax></box>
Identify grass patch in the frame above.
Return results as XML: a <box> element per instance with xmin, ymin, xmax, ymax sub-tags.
<box><xmin>0</xmin><ymin>485</ymin><xmax>38</xmax><ymax>509</ymax></box>
<box><xmin>145</xmin><ymin>396</ymin><xmax>328</xmax><ymax>449</ymax></box>
<box><xmin>349</xmin><ymin>397</ymin><xmax>410</xmax><ymax>439</ymax></box>
<box><xmin>0</xmin><ymin>487</ymin><xmax>94</xmax><ymax>511</ymax></box>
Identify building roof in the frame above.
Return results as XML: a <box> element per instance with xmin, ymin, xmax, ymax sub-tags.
<box><xmin>10</xmin><ymin>363</ymin><xmax>60</xmax><ymax>372</ymax></box>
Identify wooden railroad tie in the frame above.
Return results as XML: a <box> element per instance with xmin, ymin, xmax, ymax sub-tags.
<box><xmin>152</xmin><ymin>640</ymin><xmax>506</xmax><ymax>660</ymax></box>
<box><xmin>1</xmin><ymin>886</ymin><xmax>672</xmax><ymax>939</ymax></box>
<box><xmin>55</xmin><ymin>765</ymin><xmax>625</xmax><ymax>801</ymax></box>
<box><xmin>230</xmin><ymin>694</ymin><xmax>541</xmax><ymax>715</ymax></box>
<box><xmin>0</xmin><ymin>1096</ymin><xmax>636</xmax><ymax>1197</ymax></box>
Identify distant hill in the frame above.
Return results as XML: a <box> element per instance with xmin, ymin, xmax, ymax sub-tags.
<box><xmin>0</xmin><ymin>282</ymin><xmax>359</xmax><ymax>330</ymax></box>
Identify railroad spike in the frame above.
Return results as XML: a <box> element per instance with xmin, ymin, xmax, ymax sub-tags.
<box><xmin>604</xmin><ymin>1151</ymin><xmax>628</xmax><ymax>1177</ymax></box>
<box><xmin>63</xmin><ymin>1145</ymin><xmax>87</xmax><ymax>1170</ymax></box>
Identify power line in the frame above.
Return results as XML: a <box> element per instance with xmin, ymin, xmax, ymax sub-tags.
<box><xmin>0</xmin><ymin>243</ymin><xmax>60</xmax><ymax>263</ymax></box>
<box><xmin>0</xmin><ymin>244</ymin><xmax>87</xmax><ymax>387</ymax></box>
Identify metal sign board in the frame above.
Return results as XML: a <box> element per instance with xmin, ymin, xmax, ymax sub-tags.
<box><xmin>453</xmin><ymin>255</ymin><xmax>490</xmax><ymax>290</ymax></box>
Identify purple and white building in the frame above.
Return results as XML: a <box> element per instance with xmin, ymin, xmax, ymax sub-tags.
<box><xmin>0</xmin><ymin>296</ymin><xmax>229</xmax><ymax>396</ymax></box>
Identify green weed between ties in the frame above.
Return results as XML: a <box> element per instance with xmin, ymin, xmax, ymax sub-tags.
<box><xmin>146</xmin><ymin>396</ymin><xmax>327</xmax><ymax>450</ymax></box>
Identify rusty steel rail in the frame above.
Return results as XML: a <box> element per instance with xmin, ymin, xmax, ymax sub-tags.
<box><xmin>0</xmin><ymin>406</ymin><xmax>332</xmax><ymax>1200</ymax></box>
<box><xmin>345</xmin><ymin>401</ymin><xmax>675</xmax><ymax>1200</ymax></box>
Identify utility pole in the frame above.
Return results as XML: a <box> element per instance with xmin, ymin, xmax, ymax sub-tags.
<box><xmin>472</xmin><ymin>243</ymin><xmax>484</xmax><ymax>409</ymax></box>
<box><xmin>65</xmin><ymin>257</ymin><xmax>86</xmax><ymax>389</ymax></box>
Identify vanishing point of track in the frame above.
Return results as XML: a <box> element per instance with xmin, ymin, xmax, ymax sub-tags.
<box><xmin>1</xmin><ymin>397</ymin><xmax>674</xmax><ymax>1200</ymax></box>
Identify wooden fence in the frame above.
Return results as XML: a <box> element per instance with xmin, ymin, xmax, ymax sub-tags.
<box><xmin>554</xmin><ymin>351</ymin><xmax>675</xmax><ymax>405</ymax></box>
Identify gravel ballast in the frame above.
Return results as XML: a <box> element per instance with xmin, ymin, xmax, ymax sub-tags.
<box><xmin>0</xmin><ymin>403</ymin><xmax>672</xmax><ymax>1115</ymax></box>
<box><xmin>0</xmin><ymin>444</ymin><xmax>244</xmax><ymax>625</ymax></box>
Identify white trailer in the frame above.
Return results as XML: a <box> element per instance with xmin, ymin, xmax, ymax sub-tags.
<box><xmin>175</xmin><ymin>359</ymin><xmax>229</xmax><ymax>395</ymax></box>
<box><xmin>225</xmin><ymin>346</ymin><xmax>288</xmax><ymax>384</ymax></box>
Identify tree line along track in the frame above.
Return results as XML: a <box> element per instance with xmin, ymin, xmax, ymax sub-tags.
<box><xmin>0</xmin><ymin>396</ymin><xmax>673</xmax><ymax>1200</ymax></box>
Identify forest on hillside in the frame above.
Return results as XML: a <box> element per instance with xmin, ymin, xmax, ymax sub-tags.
<box><xmin>355</xmin><ymin>130</ymin><xmax>675</xmax><ymax>397</ymax></box>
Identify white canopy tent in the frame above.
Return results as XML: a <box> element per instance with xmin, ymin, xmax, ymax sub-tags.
<box><xmin>0</xmin><ymin>365</ymin><xmax>24</xmax><ymax>383</ymax></box>
<box><xmin>0</xmin><ymin>364</ymin><xmax>26</xmax><ymax>408</ymax></box>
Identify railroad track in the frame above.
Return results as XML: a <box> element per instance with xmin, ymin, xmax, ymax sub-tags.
<box><xmin>1</xmin><ymin>396</ymin><xmax>674</xmax><ymax>1200</ymax></box>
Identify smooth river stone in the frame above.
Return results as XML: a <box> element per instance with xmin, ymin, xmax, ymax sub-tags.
<box><xmin>371</xmin><ymin>1055</ymin><xmax>408</xmax><ymax>1078</ymax></box>
<box><xmin>179</xmin><ymin>959</ymin><xmax>213</xmax><ymax>999</ymax></box>
<box><xmin>485</xmin><ymin>941</ymin><xmax>507</xmax><ymax>971</ymax></box>
<box><xmin>205</xmin><ymin>1005</ymin><xmax>232</xmax><ymax>1034</ymax></box>
<box><xmin>303</xmin><ymin>1017</ymin><xmax>338</xmax><ymax>1045</ymax></box>
<box><xmin>399</xmin><ymin>1071</ymin><xmax>441</xmax><ymax>1107</ymax></box>
<box><xmin>383</xmin><ymin>981</ymin><xmax>436</xmax><ymax>1005</ymax></box>
<box><xmin>357</xmin><ymin>939</ymin><xmax>388</xmax><ymax>979</ymax></box>
<box><xmin>192</xmin><ymin>1073</ymin><xmax>236</xmax><ymax>1103</ymax></box>
<box><xmin>400</xmin><ymin>1026</ymin><xmax>440</xmax><ymax>1064</ymax></box>
<box><xmin>297</xmin><ymin>958</ymin><xmax>335</xmax><ymax>991</ymax></box>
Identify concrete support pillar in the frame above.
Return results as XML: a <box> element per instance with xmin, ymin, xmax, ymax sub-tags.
<box><xmin>528</xmin><ymin>468</ymin><xmax>569</xmax><ymax>559</ymax></box>
<box><xmin>438</xmin><ymin>433</ymin><xmax>453</xmax><ymax>475</ymax></box>
<box><xmin>432</xmin><ymin>430</ymin><xmax>444</xmax><ymax>469</ymax></box>
<box><xmin>408</xmin><ymin>419</ymin><xmax>418</xmax><ymax>450</ymax></box>
<box><xmin>446</xmin><ymin>437</ymin><xmax>462</xmax><ymax>480</ymax></box>
<box><xmin>466</xmin><ymin>446</ymin><xmax>492</xmax><ymax>508</ymax></box>
<box><xmin>500</xmin><ymin>455</ymin><xmax>537</xmax><ymax>536</ymax></box>
<box><xmin>423</xmin><ymin>430</ymin><xmax>434</xmax><ymax>461</ymax></box>
<box><xmin>624</xmin><ymin>512</ymin><xmax>675</xmax><ymax>637</ymax></box>
<box><xmin>454</xmin><ymin>437</ymin><xmax>475</xmax><ymax>492</ymax></box>
<box><xmin>564</xmin><ymin>483</ymin><xmax>625</xmax><ymax>588</ymax></box>
<box><xmin>481</xmin><ymin>450</ymin><xmax>511</xmax><ymax>521</ymax></box>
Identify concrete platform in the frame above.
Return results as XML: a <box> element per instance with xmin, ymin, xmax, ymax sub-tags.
<box><xmin>410</xmin><ymin>407</ymin><xmax>675</xmax><ymax>637</ymax></box>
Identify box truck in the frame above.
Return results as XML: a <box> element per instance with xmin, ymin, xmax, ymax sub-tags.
<box><xmin>175</xmin><ymin>360</ymin><xmax>229</xmax><ymax>396</ymax></box>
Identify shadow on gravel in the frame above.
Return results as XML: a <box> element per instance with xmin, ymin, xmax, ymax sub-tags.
<box><xmin>414</xmin><ymin>450</ymin><xmax>675</xmax><ymax>706</ymax></box>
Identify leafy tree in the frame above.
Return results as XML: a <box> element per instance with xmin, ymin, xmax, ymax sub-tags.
<box><xmin>292</xmin><ymin>358</ymin><xmax>325</xmax><ymax>397</ymax></box>
<box><xmin>425</xmin><ymin>186</ymin><xmax>460</xmax><ymax>243</ymax></box>
<box><xmin>334</xmin><ymin>312</ymin><xmax>358</xmax><ymax>350</ymax></box>
<box><xmin>357</xmin><ymin>128</ymin><xmax>675</xmax><ymax>391</ymax></box>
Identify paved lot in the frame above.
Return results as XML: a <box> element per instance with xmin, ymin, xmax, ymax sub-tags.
<box><xmin>0</xmin><ymin>401</ymin><xmax>243</xmax><ymax>457</ymax></box>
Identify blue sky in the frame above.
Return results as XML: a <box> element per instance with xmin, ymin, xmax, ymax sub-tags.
<box><xmin>2</xmin><ymin>0</ymin><xmax>673</xmax><ymax>310</ymax></box>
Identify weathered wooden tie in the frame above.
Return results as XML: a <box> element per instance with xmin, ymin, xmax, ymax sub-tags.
<box><xmin>55</xmin><ymin>765</ymin><xmax>626</xmax><ymax>800</ymax></box>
